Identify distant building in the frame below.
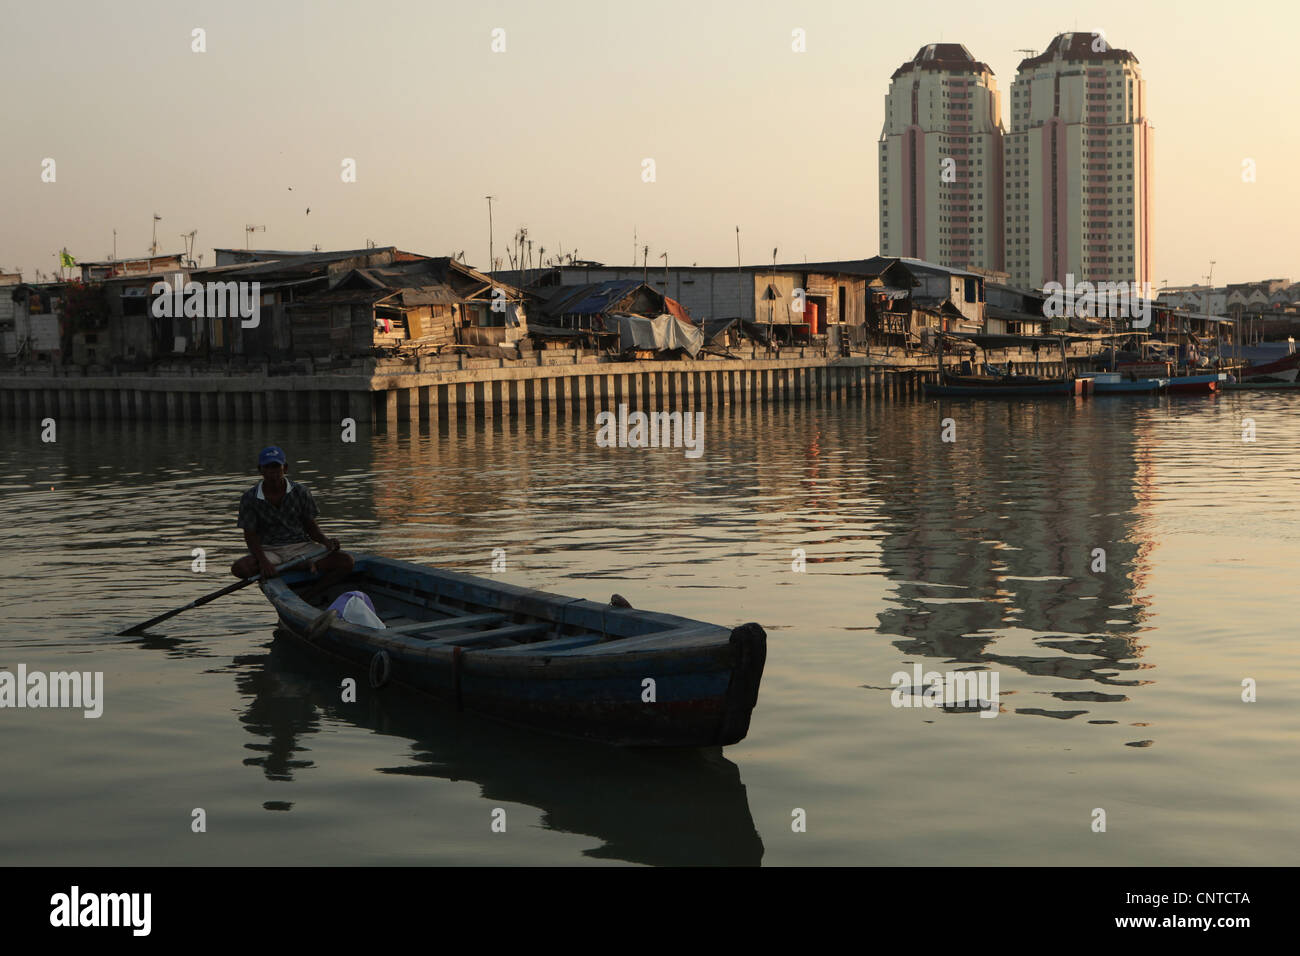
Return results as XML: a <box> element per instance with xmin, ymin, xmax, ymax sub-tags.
<box><xmin>79</xmin><ymin>254</ymin><xmax>189</xmax><ymax>282</ymax></box>
<box><xmin>6</xmin><ymin>283</ymin><xmax>66</xmax><ymax>361</ymax></box>
<box><xmin>497</xmin><ymin>256</ymin><xmax>986</xmax><ymax>349</ymax></box>
<box><xmin>1157</xmin><ymin>286</ymin><xmax>1227</xmax><ymax>316</ymax></box>
<box><xmin>1004</xmin><ymin>32</ymin><xmax>1153</xmax><ymax>289</ymax></box>
<box><xmin>0</xmin><ymin>272</ymin><xmax>21</xmax><ymax>356</ymax></box>
<box><xmin>192</xmin><ymin>247</ymin><xmax>431</xmax><ymax>358</ymax></box>
<box><xmin>286</xmin><ymin>256</ymin><xmax>522</xmax><ymax>359</ymax></box>
<box><xmin>879</xmin><ymin>43</ymin><xmax>1006</xmax><ymax>273</ymax></box>
<box><xmin>498</xmin><ymin>261</ymin><xmax>872</xmax><ymax>345</ymax></box>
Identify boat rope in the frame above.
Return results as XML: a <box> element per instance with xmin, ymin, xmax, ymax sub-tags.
<box><xmin>368</xmin><ymin>649</ymin><xmax>391</xmax><ymax>689</ymax></box>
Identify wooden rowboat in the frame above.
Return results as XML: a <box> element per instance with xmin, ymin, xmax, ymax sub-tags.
<box><xmin>261</xmin><ymin>555</ymin><xmax>767</xmax><ymax>748</ymax></box>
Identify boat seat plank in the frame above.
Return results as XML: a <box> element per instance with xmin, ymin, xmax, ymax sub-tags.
<box><xmin>379</xmin><ymin>615</ymin><xmax>421</xmax><ymax>627</ymax></box>
<box><xmin>383</xmin><ymin>613</ymin><xmax>506</xmax><ymax>635</ymax></box>
<box><xmin>362</xmin><ymin>581</ymin><xmax>488</xmax><ymax>618</ymax></box>
<box><xmin>482</xmin><ymin>634</ymin><xmax>604</xmax><ymax>654</ymax></box>
<box><xmin>426</xmin><ymin>623</ymin><xmax>551</xmax><ymax>646</ymax></box>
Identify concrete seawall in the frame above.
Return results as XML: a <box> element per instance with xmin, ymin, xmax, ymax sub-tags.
<box><xmin>0</xmin><ymin>351</ymin><xmax>1086</xmax><ymax>425</ymax></box>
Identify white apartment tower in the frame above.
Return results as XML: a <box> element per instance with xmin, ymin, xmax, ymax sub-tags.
<box><xmin>879</xmin><ymin>44</ymin><xmax>1005</xmax><ymax>272</ymax></box>
<box><xmin>1004</xmin><ymin>33</ymin><xmax>1153</xmax><ymax>289</ymax></box>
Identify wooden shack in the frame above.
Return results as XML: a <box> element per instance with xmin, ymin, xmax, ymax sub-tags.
<box><xmin>288</xmin><ymin>258</ymin><xmax>521</xmax><ymax>358</ymax></box>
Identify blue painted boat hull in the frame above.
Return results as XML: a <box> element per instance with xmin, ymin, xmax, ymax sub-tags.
<box><xmin>1165</xmin><ymin>374</ymin><xmax>1222</xmax><ymax>393</ymax></box>
<box><xmin>261</xmin><ymin>555</ymin><xmax>766</xmax><ymax>748</ymax></box>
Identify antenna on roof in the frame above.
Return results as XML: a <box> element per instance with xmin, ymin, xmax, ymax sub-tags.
<box><xmin>180</xmin><ymin>229</ymin><xmax>198</xmax><ymax>267</ymax></box>
<box><xmin>245</xmin><ymin>224</ymin><xmax>265</xmax><ymax>250</ymax></box>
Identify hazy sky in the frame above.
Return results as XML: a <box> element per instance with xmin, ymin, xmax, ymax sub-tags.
<box><xmin>1</xmin><ymin>0</ymin><xmax>1295</xmax><ymax>287</ymax></box>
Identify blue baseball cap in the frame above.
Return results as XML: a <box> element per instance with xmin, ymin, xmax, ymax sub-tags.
<box><xmin>258</xmin><ymin>446</ymin><xmax>287</xmax><ymax>466</ymax></box>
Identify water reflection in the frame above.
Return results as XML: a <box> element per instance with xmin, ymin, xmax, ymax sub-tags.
<box><xmin>233</xmin><ymin>632</ymin><xmax>765</xmax><ymax>866</ymax></box>
<box><xmin>865</xmin><ymin>399</ymin><xmax>1157</xmax><ymax>725</ymax></box>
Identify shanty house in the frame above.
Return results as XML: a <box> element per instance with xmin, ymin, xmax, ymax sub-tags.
<box><xmin>529</xmin><ymin>280</ymin><xmax>698</xmax><ymax>353</ymax></box>
<box><xmin>6</xmin><ymin>282</ymin><xmax>66</xmax><ymax>361</ymax></box>
<box><xmin>287</xmin><ymin>257</ymin><xmax>523</xmax><ymax>358</ymax></box>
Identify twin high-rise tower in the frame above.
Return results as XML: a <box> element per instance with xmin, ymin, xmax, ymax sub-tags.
<box><xmin>879</xmin><ymin>34</ymin><xmax>1153</xmax><ymax>290</ymax></box>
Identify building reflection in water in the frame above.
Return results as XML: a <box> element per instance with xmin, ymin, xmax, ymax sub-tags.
<box><xmin>867</xmin><ymin>400</ymin><xmax>1158</xmax><ymax>723</ymax></box>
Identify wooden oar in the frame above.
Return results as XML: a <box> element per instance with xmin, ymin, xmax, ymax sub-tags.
<box><xmin>117</xmin><ymin>545</ymin><xmax>329</xmax><ymax>636</ymax></box>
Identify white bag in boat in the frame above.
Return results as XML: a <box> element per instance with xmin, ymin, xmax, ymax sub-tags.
<box><xmin>327</xmin><ymin>590</ymin><xmax>386</xmax><ymax>629</ymax></box>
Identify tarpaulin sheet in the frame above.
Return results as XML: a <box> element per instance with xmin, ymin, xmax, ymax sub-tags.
<box><xmin>610</xmin><ymin>313</ymin><xmax>703</xmax><ymax>356</ymax></box>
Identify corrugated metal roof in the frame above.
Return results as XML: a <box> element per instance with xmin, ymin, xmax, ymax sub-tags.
<box><xmin>543</xmin><ymin>280</ymin><xmax>643</xmax><ymax>316</ymax></box>
<box><xmin>897</xmin><ymin>257</ymin><xmax>982</xmax><ymax>279</ymax></box>
<box><xmin>400</xmin><ymin>286</ymin><xmax>461</xmax><ymax>306</ymax></box>
<box><xmin>195</xmin><ymin>248</ymin><xmax>399</xmax><ymax>280</ymax></box>
<box><xmin>772</xmin><ymin>258</ymin><xmax>895</xmax><ymax>277</ymax></box>
<box><xmin>290</xmin><ymin>288</ymin><xmax>396</xmax><ymax>306</ymax></box>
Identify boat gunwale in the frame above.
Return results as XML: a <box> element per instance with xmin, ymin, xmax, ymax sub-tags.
<box><xmin>262</xmin><ymin>554</ymin><xmax>733</xmax><ymax>661</ymax></box>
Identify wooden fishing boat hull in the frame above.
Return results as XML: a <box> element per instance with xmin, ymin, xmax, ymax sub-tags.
<box><xmin>262</xmin><ymin>555</ymin><xmax>766</xmax><ymax>748</ymax></box>
<box><xmin>1090</xmin><ymin>378</ymin><xmax>1166</xmax><ymax>393</ymax></box>
<box><xmin>924</xmin><ymin>380</ymin><xmax>1073</xmax><ymax>397</ymax></box>
<box><xmin>1222</xmin><ymin>379</ymin><xmax>1300</xmax><ymax>390</ymax></box>
<box><xmin>1243</xmin><ymin>350</ymin><xmax>1300</xmax><ymax>378</ymax></box>
<box><xmin>1240</xmin><ymin>367</ymin><xmax>1299</xmax><ymax>384</ymax></box>
<box><xmin>1165</xmin><ymin>374</ymin><xmax>1222</xmax><ymax>393</ymax></box>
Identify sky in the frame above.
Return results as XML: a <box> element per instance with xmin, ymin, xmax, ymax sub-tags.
<box><xmin>1</xmin><ymin>0</ymin><xmax>1296</xmax><ymax>287</ymax></box>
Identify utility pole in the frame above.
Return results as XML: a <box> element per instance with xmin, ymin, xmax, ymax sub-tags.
<box><xmin>769</xmin><ymin>247</ymin><xmax>777</xmax><ymax>352</ymax></box>
<box><xmin>642</xmin><ymin>245</ymin><xmax>648</xmax><ymax>286</ymax></box>
<box><xmin>486</xmin><ymin>196</ymin><xmax>496</xmax><ymax>277</ymax></box>
<box><xmin>735</xmin><ymin>226</ymin><xmax>742</xmax><ymax>322</ymax></box>
<box><xmin>150</xmin><ymin>214</ymin><xmax>161</xmax><ymax>256</ymax></box>
<box><xmin>660</xmin><ymin>251</ymin><xmax>668</xmax><ymax>298</ymax></box>
<box><xmin>1205</xmin><ymin>260</ymin><xmax>1216</xmax><ymax>367</ymax></box>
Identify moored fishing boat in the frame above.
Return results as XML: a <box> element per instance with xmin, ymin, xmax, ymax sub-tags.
<box><xmin>1086</xmin><ymin>372</ymin><xmax>1167</xmax><ymax>394</ymax></box>
<box><xmin>1241</xmin><ymin>349</ymin><xmax>1300</xmax><ymax>379</ymax></box>
<box><xmin>1239</xmin><ymin>367</ymin><xmax>1299</xmax><ymax>385</ymax></box>
<box><xmin>923</xmin><ymin>333</ymin><xmax>1076</xmax><ymax>398</ymax></box>
<box><xmin>924</xmin><ymin>379</ymin><xmax>1073</xmax><ymax>397</ymax></box>
<box><xmin>261</xmin><ymin>554</ymin><xmax>766</xmax><ymax>748</ymax></box>
<box><xmin>1165</xmin><ymin>373</ymin><xmax>1224</xmax><ymax>394</ymax></box>
<box><xmin>1222</xmin><ymin>379</ymin><xmax>1300</xmax><ymax>391</ymax></box>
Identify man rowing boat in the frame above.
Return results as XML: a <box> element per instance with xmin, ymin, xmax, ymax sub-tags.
<box><xmin>231</xmin><ymin>446</ymin><xmax>353</xmax><ymax>600</ymax></box>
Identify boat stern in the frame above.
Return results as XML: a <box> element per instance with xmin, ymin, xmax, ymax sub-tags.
<box><xmin>718</xmin><ymin>622</ymin><xmax>767</xmax><ymax>746</ymax></box>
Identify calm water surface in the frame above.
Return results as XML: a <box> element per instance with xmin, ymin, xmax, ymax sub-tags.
<box><xmin>2</xmin><ymin>392</ymin><xmax>1297</xmax><ymax>865</ymax></box>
